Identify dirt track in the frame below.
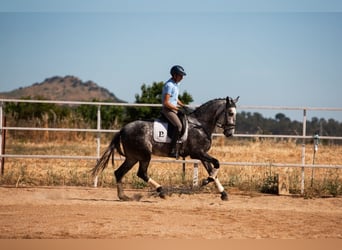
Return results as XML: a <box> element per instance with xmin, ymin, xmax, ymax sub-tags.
<box><xmin>0</xmin><ymin>186</ymin><xmax>341</xmax><ymax>239</ymax></box>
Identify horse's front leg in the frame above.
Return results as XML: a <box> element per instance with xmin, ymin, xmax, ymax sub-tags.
<box><xmin>198</xmin><ymin>153</ymin><xmax>220</xmax><ymax>184</ymax></box>
<box><xmin>197</xmin><ymin>153</ymin><xmax>228</xmax><ymax>201</ymax></box>
<box><xmin>213</xmin><ymin>176</ymin><xmax>228</xmax><ymax>201</ymax></box>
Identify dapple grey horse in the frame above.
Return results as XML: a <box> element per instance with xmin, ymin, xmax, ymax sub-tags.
<box><xmin>91</xmin><ymin>96</ymin><xmax>239</xmax><ymax>201</ymax></box>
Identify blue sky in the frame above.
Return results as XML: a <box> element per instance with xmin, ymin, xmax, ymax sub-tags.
<box><xmin>1</xmin><ymin>1</ymin><xmax>342</xmax><ymax>121</ymax></box>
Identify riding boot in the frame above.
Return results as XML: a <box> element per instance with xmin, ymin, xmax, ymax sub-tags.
<box><xmin>169</xmin><ymin>130</ymin><xmax>180</xmax><ymax>159</ymax></box>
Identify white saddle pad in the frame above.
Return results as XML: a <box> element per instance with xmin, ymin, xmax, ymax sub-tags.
<box><xmin>153</xmin><ymin>120</ymin><xmax>171</xmax><ymax>143</ymax></box>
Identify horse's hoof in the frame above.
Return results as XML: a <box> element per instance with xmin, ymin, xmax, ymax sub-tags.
<box><xmin>119</xmin><ymin>195</ymin><xmax>132</xmax><ymax>201</ymax></box>
<box><xmin>157</xmin><ymin>187</ymin><xmax>167</xmax><ymax>199</ymax></box>
<box><xmin>159</xmin><ymin>191</ymin><xmax>167</xmax><ymax>199</ymax></box>
<box><xmin>133</xmin><ymin>193</ymin><xmax>143</xmax><ymax>201</ymax></box>
<box><xmin>201</xmin><ymin>177</ymin><xmax>214</xmax><ymax>186</ymax></box>
<box><xmin>201</xmin><ymin>179</ymin><xmax>209</xmax><ymax>186</ymax></box>
<box><xmin>220</xmin><ymin>191</ymin><xmax>228</xmax><ymax>201</ymax></box>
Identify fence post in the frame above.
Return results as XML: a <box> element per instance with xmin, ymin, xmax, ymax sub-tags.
<box><xmin>182</xmin><ymin>157</ymin><xmax>186</xmax><ymax>183</ymax></box>
<box><xmin>193</xmin><ymin>163</ymin><xmax>199</xmax><ymax>187</ymax></box>
<box><xmin>301</xmin><ymin>109</ymin><xmax>307</xmax><ymax>195</ymax></box>
<box><xmin>0</xmin><ymin>102</ymin><xmax>3</xmax><ymax>175</ymax></box>
<box><xmin>94</xmin><ymin>105</ymin><xmax>101</xmax><ymax>187</ymax></box>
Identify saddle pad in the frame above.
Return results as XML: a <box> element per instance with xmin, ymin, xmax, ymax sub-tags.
<box><xmin>153</xmin><ymin>120</ymin><xmax>171</xmax><ymax>143</ymax></box>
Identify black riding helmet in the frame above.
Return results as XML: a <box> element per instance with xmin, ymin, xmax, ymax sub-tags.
<box><xmin>170</xmin><ymin>65</ymin><xmax>186</xmax><ymax>76</ymax></box>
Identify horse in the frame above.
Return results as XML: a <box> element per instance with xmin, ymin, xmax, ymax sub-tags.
<box><xmin>91</xmin><ymin>96</ymin><xmax>239</xmax><ymax>201</ymax></box>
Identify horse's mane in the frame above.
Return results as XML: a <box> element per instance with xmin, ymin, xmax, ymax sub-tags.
<box><xmin>193</xmin><ymin>98</ymin><xmax>225</xmax><ymax>116</ymax></box>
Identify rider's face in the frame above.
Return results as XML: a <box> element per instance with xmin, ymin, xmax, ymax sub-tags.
<box><xmin>174</xmin><ymin>74</ymin><xmax>183</xmax><ymax>83</ymax></box>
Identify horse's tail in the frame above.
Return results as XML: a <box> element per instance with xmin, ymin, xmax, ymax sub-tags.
<box><xmin>91</xmin><ymin>131</ymin><xmax>124</xmax><ymax>177</ymax></box>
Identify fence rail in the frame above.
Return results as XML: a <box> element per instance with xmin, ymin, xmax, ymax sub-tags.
<box><xmin>3</xmin><ymin>126</ymin><xmax>342</xmax><ymax>140</ymax></box>
<box><xmin>1</xmin><ymin>99</ymin><xmax>342</xmax><ymax>193</ymax></box>
<box><xmin>2</xmin><ymin>154</ymin><xmax>342</xmax><ymax>169</ymax></box>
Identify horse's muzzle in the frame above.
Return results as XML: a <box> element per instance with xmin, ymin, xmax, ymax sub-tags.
<box><xmin>223</xmin><ymin>126</ymin><xmax>235</xmax><ymax>137</ymax></box>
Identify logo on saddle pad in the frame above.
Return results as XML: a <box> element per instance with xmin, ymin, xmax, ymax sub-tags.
<box><xmin>153</xmin><ymin>119</ymin><xmax>188</xmax><ymax>143</ymax></box>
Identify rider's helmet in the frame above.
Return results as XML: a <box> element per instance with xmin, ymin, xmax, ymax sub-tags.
<box><xmin>170</xmin><ymin>65</ymin><xmax>187</xmax><ymax>76</ymax></box>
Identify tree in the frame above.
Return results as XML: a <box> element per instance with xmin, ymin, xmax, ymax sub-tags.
<box><xmin>75</xmin><ymin>99</ymin><xmax>123</xmax><ymax>129</ymax></box>
<box><xmin>135</xmin><ymin>82</ymin><xmax>163</xmax><ymax>104</ymax></box>
<box><xmin>275</xmin><ymin>113</ymin><xmax>286</xmax><ymax>121</ymax></box>
<box><xmin>5</xmin><ymin>96</ymin><xmax>70</xmax><ymax>121</ymax></box>
<box><xmin>125</xmin><ymin>81</ymin><xmax>193</xmax><ymax>122</ymax></box>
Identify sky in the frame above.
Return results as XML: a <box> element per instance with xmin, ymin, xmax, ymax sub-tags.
<box><xmin>1</xmin><ymin>0</ymin><xmax>342</xmax><ymax>122</ymax></box>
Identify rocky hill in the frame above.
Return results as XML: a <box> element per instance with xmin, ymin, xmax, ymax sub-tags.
<box><xmin>0</xmin><ymin>76</ymin><xmax>124</xmax><ymax>102</ymax></box>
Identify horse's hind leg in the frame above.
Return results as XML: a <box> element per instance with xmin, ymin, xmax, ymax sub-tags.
<box><xmin>137</xmin><ymin>160</ymin><xmax>166</xmax><ymax>199</ymax></box>
<box><xmin>114</xmin><ymin>158</ymin><xmax>138</xmax><ymax>201</ymax></box>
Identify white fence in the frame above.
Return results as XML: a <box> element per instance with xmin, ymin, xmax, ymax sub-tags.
<box><xmin>1</xmin><ymin>99</ymin><xmax>342</xmax><ymax>194</ymax></box>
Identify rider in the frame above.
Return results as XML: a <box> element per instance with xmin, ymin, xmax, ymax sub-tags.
<box><xmin>162</xmin><ymin>65</ymin><xmax>186</xmax><ymax>158</ymax></box>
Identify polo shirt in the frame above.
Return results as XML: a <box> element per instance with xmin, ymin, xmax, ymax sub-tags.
<box><xmin>162</xmin><ymin>78</ymin><xmax>179</xmax><ymax>107</ymax></box>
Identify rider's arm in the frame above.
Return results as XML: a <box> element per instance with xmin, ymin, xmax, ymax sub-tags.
<box><xmin>177</xmin><ymin>99</ymin><xmax>184</xmax><ymax>108</ymax></box>
<box><xmin>163</xmin><ymin>94</ymin><xmax>179</xmax><ymax>111</ymax></box>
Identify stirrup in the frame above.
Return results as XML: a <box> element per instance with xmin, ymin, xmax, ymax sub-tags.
<box><xmin>169</xmin><ymin>146</ymin><xmax>180</xmax><ymax>159</ymax></box>
<box><xmin>168</xmin><ymin>151</ymin><xmax>178</xmax><ymax>159</ymax></box>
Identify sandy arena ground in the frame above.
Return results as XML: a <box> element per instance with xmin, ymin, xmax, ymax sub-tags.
<box><xmin>0</xmin><ymin>186</ymin><xmax>341</xmax><ymax>239</ymax></box>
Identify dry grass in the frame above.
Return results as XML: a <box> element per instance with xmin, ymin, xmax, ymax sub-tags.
<box><xmin>211</xmin><ymin>138</ymin><xmax>342</xmax><ymax>197</ymax></box>
<box><xmin>1</xmin><ymin>136</ymin><xmax>341</xmax><ymax>197</ymax></box>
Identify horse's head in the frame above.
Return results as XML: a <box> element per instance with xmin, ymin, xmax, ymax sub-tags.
<box><xmin>220</xmin><ymin>96</ymin><xmax>239</xmax><ymax>137</ymax></box>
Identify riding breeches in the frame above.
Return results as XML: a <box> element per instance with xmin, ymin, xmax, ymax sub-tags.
<box><xmin>161</xmin><ymin>108</ymin><xmax>182</xmax><ymax>133</ymax></box>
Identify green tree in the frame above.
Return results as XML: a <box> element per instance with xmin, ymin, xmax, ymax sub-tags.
<box><xmin>5</xmin><ymin>96</ymin><xmax>70</xmax><ymax>121</ymax></box>
<box><xmin>125</xmin><ymin>81</ymin><xmax>193</xmax><ymax>122</ymax></box>
<box><xmin>135</xmin><ymin>82</ymin><xmax>164</xmax><ymax>104</ymax></box>
<box><xmin>75</xmin><ymin>99</ymin><xmax>123</xmax><ymax>129</ymax></box>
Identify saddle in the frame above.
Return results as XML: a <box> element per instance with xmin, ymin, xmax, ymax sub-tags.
<box><xmin>153</xmin><ymin>111</ymin><xmax>188</xmax><ymax>143</ymax></box>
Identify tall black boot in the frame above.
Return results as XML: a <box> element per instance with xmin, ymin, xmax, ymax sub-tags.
<box><xmin>169</xmin><ymin>130</ymin><xmax>180</xmax><ymax>159</ymax></box>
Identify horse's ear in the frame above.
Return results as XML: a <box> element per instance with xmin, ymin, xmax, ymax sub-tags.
<box><xmin>226</xmin><ymin>96</ymin><xmax>239</xmax><ymax>105</ymax></box>
<box><xmin>233</xmin><ymin>96</ymin><xmax>240</xmax><ymax>103</ymax></box>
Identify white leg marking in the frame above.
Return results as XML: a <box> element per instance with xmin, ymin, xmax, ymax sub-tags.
<box><xmin>214</xmin><ymin>177</ymin><xmax>225</xmax><ymax>193</ymax></box>
<box><xmin>148</xmin><ymin>178</ymin><xmax>161</xmax><ymax>189</ymax></box>
<box><xmin>93</xmin><ymin>176</ymin><xmax>98</xmax><ymax>187</ymax></box>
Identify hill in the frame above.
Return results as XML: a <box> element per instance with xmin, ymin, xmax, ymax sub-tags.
<box><xmin>0</xmin><ymin>76</ymin><xmax>124</xmax><ymax>102</ymax></box>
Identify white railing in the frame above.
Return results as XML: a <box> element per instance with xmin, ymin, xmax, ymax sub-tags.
<box><xmin>1</xmin><ymin>99</ymin><xmax>342</xmax><ymax>194</ymax></box>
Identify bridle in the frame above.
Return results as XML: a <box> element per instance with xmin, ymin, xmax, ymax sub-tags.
<box><xmin>216</xmin><ymin>97</ymin><xmax>237</xmax><ymax>134</ymax></box>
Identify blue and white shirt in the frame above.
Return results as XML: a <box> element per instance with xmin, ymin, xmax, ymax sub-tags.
<box><xmin>162</xmin><ymin>78</ymin><xmax>179</xmax><ymax>107</ymax></box>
